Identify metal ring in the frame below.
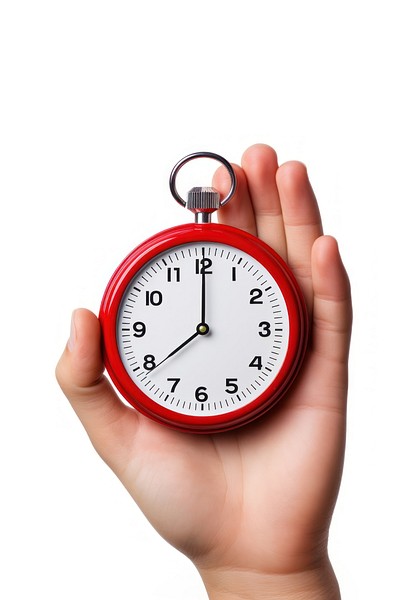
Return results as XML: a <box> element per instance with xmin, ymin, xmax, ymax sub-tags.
<box><xmin>169</xmin><ymin>152</ymin><xmax>237</xmax><ymax>208</ymax></box>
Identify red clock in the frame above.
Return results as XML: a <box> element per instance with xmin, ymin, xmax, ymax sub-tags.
<box><xmin>100</xmin><ymin>153</ymin><xmax>308</xmax><ymax>433</ymax></box>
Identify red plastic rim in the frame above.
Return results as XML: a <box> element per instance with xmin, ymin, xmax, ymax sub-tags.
<box><xmin>99</xmin><ymin>223</ymin><xmax>309</xmax><ymax>433</ymax></box>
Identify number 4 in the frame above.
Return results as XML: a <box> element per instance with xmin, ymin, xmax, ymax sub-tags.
<box><xmin>249</xmin><ymin>356</ymin><xmax>262</xmax><ymax>370</ymax></box>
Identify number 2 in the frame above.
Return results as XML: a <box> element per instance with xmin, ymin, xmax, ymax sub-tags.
<box><xmin>249</xmin><ymin>288</ymin><xmax>263</xmax><ymax>304</ymax></box>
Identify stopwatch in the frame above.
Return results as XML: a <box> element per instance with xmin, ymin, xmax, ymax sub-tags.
<box><xmin>99</xmin><ymin>152</ymin><xmax>308</xmax><ymax>433</ymax></box>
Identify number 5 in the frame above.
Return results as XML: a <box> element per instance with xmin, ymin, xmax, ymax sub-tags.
<box><xmin>225</xmin><ymin>378</ymin><xmax>238</xmax><ymax>394</ymax></box>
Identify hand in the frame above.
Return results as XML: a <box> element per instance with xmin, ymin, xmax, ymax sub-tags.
<box><xmin>56</xmin><ymin>144</ymin><xmax>352</xmax><ymax>600</ymax></box>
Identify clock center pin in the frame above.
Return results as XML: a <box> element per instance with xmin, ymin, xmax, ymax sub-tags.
<box><xmin>197</xmin><ymin>323</ymin><xmax>209</xmax><ymax>335</ymax></box>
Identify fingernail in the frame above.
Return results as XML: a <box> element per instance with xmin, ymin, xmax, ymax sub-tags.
<box><xmin>68</xmin><ymin>311</ymin><xmax>77</xmax><ymax>351</ymax></box>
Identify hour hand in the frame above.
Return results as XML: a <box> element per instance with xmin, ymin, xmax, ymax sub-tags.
<box><xmin>151</xmin><ymin>323</ymin><xmax>209</xmax><ymax>372</ymax></box>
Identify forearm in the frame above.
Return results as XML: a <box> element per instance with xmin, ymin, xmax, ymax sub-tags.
<box><xmin>199</xmin><ymin>559</ymin><xmax>340</xmax><ymax>600</ymax></box>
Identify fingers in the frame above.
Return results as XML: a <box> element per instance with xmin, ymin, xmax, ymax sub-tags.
<box><xmin>276</xmin><ymin>161</ymin><xmax>323</xmax><ymax>307</ymax></box>
<box><xmin>55</xmin><ymin>308</ymin><xmax>138</xmax><ymax>464</ymax></box>
<box><xmin>214</xmin><ymin>146</ymin><xmax>323</xmax><ymax>312</ymax></box>
<box><xmin>213</xmin><ymin>162</ymin><xmax>257</xmax><ymax>237</ymax></box>
<box><xmin>214</xmin><ymin>144</ymin><xmax>288</xmax><ymax>260</ymax></box>
<box><xmin>282</xmin><ymin>236</ymin><xmax>351</xmax><ymax>418</ymax></box>
<box><xmin>311</xmin><ymin>236</ymin><xmax>352</xmax><ymax>367</ymax></box>
<box><xmin>241</xmin><ymin>144</ymin><xmax>287</xmax><ymax>259</ymax></box>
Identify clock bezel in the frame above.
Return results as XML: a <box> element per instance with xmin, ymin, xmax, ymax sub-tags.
<box><xmin>99</xmin><ymin>222</ymin><xmax>308</xmax><ymax>433</ymax></box>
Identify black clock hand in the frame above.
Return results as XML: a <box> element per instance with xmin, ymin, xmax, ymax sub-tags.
<box><xmin>149</xmin><ymin>249</ymin><xmax>210</xmax><ymax>374</ymax></box>
<box><xmin>150</xmin><ymin>322</ymin><xmax>210</xmax><ymax>372</ymax></box>
<box><xmin>151</xmin><ymin>329</ymin><xmax>200</xmax><ymax>372</ymax></box>
<box><xmin>201</xmin><ymin>247</ymin><xmax>206</xmax><ymax>324</ymax></box>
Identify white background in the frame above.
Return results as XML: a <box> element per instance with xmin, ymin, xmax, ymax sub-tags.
<box><xmin>0</xmin><ymin>1</ymin><xmax>398</xmax><ymax>598</ymax></box>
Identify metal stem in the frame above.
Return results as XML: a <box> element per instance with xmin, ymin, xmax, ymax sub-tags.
<box><xmin>195</xmin><ymin>212</ymin><xmax>212</xmax><ymax>224</ymax></box>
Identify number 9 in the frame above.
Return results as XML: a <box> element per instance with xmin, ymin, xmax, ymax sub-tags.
<box><xmin>133</xmin><ymin>321</ymin><xmax>146</xmax><ymax>337</ymax></box>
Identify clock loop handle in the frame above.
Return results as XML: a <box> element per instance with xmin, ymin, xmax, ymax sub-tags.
<box><xmin>169</xmin><ymin>152</ymin><xmax>237</xmax><ymax>210</ymax></box>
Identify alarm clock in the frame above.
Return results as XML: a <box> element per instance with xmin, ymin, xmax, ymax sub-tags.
<box><xmin>99</xmin><ymin>152</ymin><xmax>308</xmax><ymax>433</ymax></box>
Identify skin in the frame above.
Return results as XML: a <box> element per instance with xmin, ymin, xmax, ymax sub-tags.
<box><xmin>56</xmin><ymin>144</ymin><xmax>352</xmax><ymax>599</ymax></box>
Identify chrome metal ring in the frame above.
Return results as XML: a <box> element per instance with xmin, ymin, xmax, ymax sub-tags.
<box><xmin>169</xmin><ymin>152</ymin><xmax>237</xmax><ymax>208</ymax></box>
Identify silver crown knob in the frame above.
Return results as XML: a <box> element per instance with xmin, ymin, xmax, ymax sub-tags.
<box><xmin>187</xmin><ymin>187</ymin><xmax>221</xmax><ymax>212</ymax></box>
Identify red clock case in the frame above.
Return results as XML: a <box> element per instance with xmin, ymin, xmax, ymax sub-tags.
<box><xmin>99</xmin><ymin>222</ymin><xmax>309</xmax><ymax>434</ymax></box>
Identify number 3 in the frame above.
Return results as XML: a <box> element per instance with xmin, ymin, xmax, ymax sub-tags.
<box><xmin>258</xmin><ymin>321</ymin><xmax>271</xmax><ymax>337</ymax></box>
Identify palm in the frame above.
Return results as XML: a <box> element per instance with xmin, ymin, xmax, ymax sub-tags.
<box><xmin>115</xmin><ymin>341</ymin><xmax>345</xmax><ymax>574</ymax></box>
<box><xmin>57</xmin><ymin>144</ymin><xmax>351</xmax><ymax>578</ymax></box>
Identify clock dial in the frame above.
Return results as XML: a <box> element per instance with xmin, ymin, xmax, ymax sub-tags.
<box><xmin>116</xmin><ymin>241</ymin><xmax>290</xmax><ymax>417</ymax></box>
<box><xmin>101</xmin><ymin>154</ymin><xmax>308</xmax><ymax>432</ymax></box>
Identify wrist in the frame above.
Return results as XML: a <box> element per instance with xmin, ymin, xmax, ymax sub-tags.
<box><xmin>198</xmin><ymin>559</ymin><xmax>340</xmax><ymax>600</ymax></box>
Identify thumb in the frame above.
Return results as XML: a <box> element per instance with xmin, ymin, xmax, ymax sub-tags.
<box><xmin>55</xmin><ymin>308</ymin><xmax>138</xmax><ymax>465</ymax></box>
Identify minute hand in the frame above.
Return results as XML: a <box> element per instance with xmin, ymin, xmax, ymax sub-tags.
<box><xmin>152</xmin><ymin>330</ymin><xmax>200</xmax><ymax>371</ymax></box>
<box><xmin>201</xmin><ymin>247</ymin><xmax>206</xmax><ymax>324</ymax></box>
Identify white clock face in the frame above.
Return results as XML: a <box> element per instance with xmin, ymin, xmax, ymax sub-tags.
<box><xmin>117</xmin><ymin>242</ymin><xmax>289</xmax><ymax>417</ymax></box>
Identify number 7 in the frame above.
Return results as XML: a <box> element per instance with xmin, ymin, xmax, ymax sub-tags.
<box><xmin>167</xmin><ymin>378</ymin><xmax>180</xmax><ymax>392</ymax></box>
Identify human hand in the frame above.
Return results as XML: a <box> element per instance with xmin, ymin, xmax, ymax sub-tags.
<box><xmin>56</xmin><ymin>144</ymin><xmax>352</xmax><ymax>599</ymax></box>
